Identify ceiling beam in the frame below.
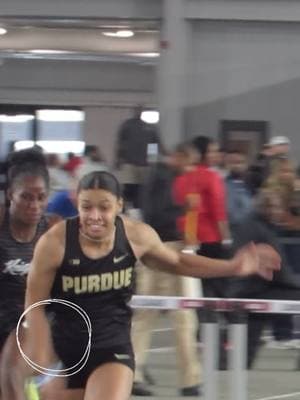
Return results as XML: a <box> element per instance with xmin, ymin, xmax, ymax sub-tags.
<box><xmin>0</xmin><ymin>0</ymin><xmax>162</xmax><ymax>20</ymax></box>
<box><xmin>3</xmin><ymin>0</ymin><xmax>300</xmax><ymax>23</ymax></box>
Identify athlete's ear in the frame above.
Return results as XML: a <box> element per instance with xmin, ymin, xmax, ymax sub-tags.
<box><xmin>117</xmin><ymin>197</ymin><xmax>124</xmax><ymax>214</ymax></box>
<box><xmin>6</xmin><ymin>188</ymin><xmax>12</xmax><ymax>202</ymax></box>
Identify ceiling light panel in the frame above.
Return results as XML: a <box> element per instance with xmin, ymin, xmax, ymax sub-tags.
<box><xmin>102</xmin><ymin>30</ymin><xmax>134</xmax><ymax>38</ymax></box>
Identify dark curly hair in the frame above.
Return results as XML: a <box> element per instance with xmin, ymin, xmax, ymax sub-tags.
<box><xmin>7</xmin><ymin>148</ymin><xmax>49</xmax><ymax>190</ymax></box>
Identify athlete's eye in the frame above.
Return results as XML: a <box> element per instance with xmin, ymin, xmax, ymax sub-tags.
<box><xmin>81</xmin><ymin>205</ymin><xmax>91</xmax><ymax>210</ymax></box>
<box><xmin>38</xmin><ymin>194</ymin><xmax>47</xmax><ymax>202</ymax></box>
<box><xmin>21</xmin><ymin>193</ymin><xmax>33</xmax><ymax>201</ymax></box>
<box><xmin>100</xmin><ymin>204</ymin><xmax>114</xmax><ymax>213</ymax></box>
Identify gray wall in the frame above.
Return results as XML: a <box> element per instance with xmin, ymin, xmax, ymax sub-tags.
<box><xmin>0</xmin><ymin>59</ymin><xmax>154</xmax><ymax>94</ymax></box>
<box><xmin>185</xmin><ymin>20</ymin><xmax>300</xmax><ymax>161</ymax></box>
<box><xmin>0</xmin><ymin>0</ymin><xmax>162</xmax><ymax>19</ymax></box>
<box><xmin>84</xmin><ymin>106</ymin><xmax>133</xmax><ymax>168</ymax></box>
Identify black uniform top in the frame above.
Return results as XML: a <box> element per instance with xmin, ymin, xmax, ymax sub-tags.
<box><xmin>0</xmin><ymin>211</ymin><xmax>48</xmax><ymax>335</ymax></box>
<box><xmin>50</xmin><ymin>216</ymin><xmax>137</xmax><ymax>349</ymax></box>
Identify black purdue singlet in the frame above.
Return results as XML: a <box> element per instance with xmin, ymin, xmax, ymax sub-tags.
<box><xmin>0</xmin><ymin>211</ymin><xmax>48</xmax><ymax>345</ymax></box>
<box><xmin>50</xmin><ymin>215</ymin><xmax>137</xmax><ymax>353</ymax></box>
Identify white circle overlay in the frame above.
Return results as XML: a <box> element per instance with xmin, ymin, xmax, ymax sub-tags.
<box><xmin>16</xmin><ymin>298</ymin><xmax>92</xmax><ymax>377</ymax></box>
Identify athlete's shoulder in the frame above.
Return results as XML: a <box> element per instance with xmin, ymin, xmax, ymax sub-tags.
<box><xmin>38</xmin><ymin>219</ymin><xmax>66</xmax><ymax>247</ymax></box>
<box><xmin>121</xmin><ymin>214</ymin><xmax>153</xmax><ymax>235</ymax></box>
<box><xmin>120</xmin><ymin>215</ymin><xmax>160</xmax><ymax>256</ymax></box>
<box><xmin>33</xmin><ymin>220</ymin><xmax>67</xmax><ymax>267</ymax></box>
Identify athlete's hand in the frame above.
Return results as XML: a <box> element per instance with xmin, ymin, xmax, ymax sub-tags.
<box><xmin>232</xmin><ymin>242</ymin><xmax>281</xmax><ymax>280</ymax></box>
<box><xmin>256</xmin><ymin>243</ymin><xmax>281</xmax><ymax>280</ymax></box>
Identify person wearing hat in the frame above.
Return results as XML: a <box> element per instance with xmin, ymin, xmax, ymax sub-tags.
<box><xmin>268</xmin><ymin>136</ymin><xmax>290</xmax><ymax>158</ymax></box>
<box><xmin>246</xmin><ymin>136</ymin><xmax>291</xmax><ymax>195</ymax></box>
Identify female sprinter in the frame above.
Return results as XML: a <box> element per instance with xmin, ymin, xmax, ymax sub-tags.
<box><xmin>25</xmin><ymin>171</ymin><xmax>280</xmax><ymax>400</ymax></box>
<box><xmin>0</xmin><ymin>148</ymin><xmax>50</xmax><ymax>400</ymax></box>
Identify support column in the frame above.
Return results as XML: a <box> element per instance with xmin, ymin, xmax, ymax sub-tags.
<box><xmin>157</xmin><ymin>0</ymin><xmax>190</xmax><ymax>150</ymax></box>
<box><xmin>201</xmin><ymin>307</ymin><xmax>219</xmax><ymax>400</ymax></box>
<box><xmin>229</xmin><ymin>310</ymin><xmax>248</xmax><ymax>400</ymax></box>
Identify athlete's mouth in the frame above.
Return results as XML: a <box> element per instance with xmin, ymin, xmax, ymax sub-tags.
<box><xmin>88</xmin><ymin>224</ymin><xmax>105</xmax><ymax>232</ymax></box>
<box><xmin>26</xmin><ymin>213</ymin><xmax>41</xmax><ymax>219</ymax></box>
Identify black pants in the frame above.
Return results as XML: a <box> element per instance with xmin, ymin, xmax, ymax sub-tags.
<box><xmin>196</xmin><ymin>242</ymin><xmax>231</xmax><ymax>368</ymax></box>
<box><xmin>272</xmin><ymin>314</ymin><xmax>293</xmax><ymax>341</ymax></box>
<box><xmin>197</xmin><ymin>242</ymin><xmax>231</xmax><ymax>298</ymax></box>
<box><xmin>247</xmin><ymin>287</ymin><xmax>300</xmax><ymax>368</ymax></box>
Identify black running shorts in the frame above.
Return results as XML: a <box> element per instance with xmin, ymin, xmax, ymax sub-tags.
<box><xmin>56</xmin><ymin>342</ymin><xmax>135</xmax><ymax>389</ymax></box>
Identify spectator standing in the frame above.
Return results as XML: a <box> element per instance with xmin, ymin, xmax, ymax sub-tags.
<box><xmin>225</xmin><ymin>149</ymin><xmax>253</xmax><ymax>228</ymax></box>
<box><xmin>114</xmin><ymin>106</ymin><xmax>162</xmax><ymax>208</ymax></box>
<box><xmin>132</xmin><ymin>145</ymin><xmax>202</xmax><ymax>397</ymax></box>
<box><xmin>174</xmin><ymin>136</ymin><xmax>232</xmax><ymax>298</ymax></box>
<box><xmin>76</xmin><ymin>145</ymin><xmax>108</xmax><ymax>180</ymax></box>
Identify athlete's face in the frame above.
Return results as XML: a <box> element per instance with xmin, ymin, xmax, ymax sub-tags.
<box><xmin>78</xmin><ymin>189</ymin><xmax>123</xmax><ymax>240</ymax></box>
<box><xmin>8</xmin><ymin>176</ymin><xmax>48</xmax><ymax>225</ymax></box>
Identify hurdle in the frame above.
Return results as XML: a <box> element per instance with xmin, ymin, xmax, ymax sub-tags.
<box><xmin>131</xmin><ymin>295</ymin><xmax>300</xmax><ymax>400</ymax></box>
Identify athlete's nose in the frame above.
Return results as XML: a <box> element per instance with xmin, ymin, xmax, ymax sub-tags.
<box><xmin>27</xmin><ymin>197</ymin><xmax>40</xmax><ymax>211</ymax></box>
<box><xmin>90</xmin><ymin>208</ymin><xmax>102</xmax><ymax>220</ymax></box>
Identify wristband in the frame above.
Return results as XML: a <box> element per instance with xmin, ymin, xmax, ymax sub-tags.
<box><xmin>181</xmin><ymin>245</ymin><xmax>198</xmax><ymax>254</ymax></box>
<box><xmin>222</xmin><ymin>239</ymin><xmax>233</xmax><ymax>246</ymax></box>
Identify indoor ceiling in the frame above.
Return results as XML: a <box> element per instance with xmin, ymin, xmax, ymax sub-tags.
<box><xmin>0</xmin><ymin>17</ymin><xmax>161</xmax><ymax>64</ymax></box>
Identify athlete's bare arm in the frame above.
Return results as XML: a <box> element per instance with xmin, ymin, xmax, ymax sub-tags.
<box><xmin>26</xmin><ymin>221</ymin><xmax>65</xmax><ymax>306</ymax></box>
<box><xmin>25</xmin><ymin>221</ymin><xmax>66</xmax><ymax>367</ymax></box>
<box><xmin>123</xmin><ymin>217</ymin><xmax>281</xmax><ymax>280</ymax></box>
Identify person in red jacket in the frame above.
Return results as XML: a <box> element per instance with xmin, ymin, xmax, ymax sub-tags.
<box><xmin>173</xmin><ymin>136</ymin><xmax>232</xmax><ymax>298</ymax></box>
